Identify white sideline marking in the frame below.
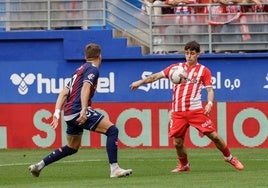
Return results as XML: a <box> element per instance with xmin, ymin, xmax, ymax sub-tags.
<box><xmin>1</xmin><ymin>158</ymin><xmax>267</xmax><ymax>167</ymax></box>
<box><xmin>0</xmin><ymin>159</ymin><xmax>102</xmax><ymax>167</ymax></box>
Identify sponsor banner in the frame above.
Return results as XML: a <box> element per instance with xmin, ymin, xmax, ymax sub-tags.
<box><xmin>0</xmin><ymin>102</ymin><xmax>267</xmax><ymax>149</ymax></box>
<box><xmin>1</xmin><ymin>59</ymin><xmax>268</xmax><ymax>103</ymax></box>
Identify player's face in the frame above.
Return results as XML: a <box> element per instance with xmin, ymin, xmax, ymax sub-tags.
<box><xmin>185</xmin><ymin>50</ymin><xmax>199</xmax><ymax>65</ymax></box>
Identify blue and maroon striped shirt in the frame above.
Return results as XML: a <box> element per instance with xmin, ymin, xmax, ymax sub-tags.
<box><xmin>63</xmin><ymin>62</ymin><xmax>99</xmax><ymax>121</ymax></box>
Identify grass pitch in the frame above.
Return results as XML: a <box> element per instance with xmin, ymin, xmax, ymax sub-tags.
<box><xmin>0</xmin><ymin>148</ymin><xmax>267</xmax><ymax>188</ymax></box>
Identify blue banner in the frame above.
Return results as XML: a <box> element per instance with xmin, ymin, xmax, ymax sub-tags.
<box><xmin>1</xmin><ymin>57</ymin><xmax>268</xmax><ymax>103</ymax></box>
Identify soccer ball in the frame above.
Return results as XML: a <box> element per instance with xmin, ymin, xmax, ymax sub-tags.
<box><xmin>169</xmin><ymin>66</ymin><xmax>187</xmax><ymax>84</ymax></box>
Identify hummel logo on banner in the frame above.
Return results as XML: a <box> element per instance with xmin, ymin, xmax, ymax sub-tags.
<box><xmin>10</xmin><ymin>73</ymin><xmax>36</xmax><ymax>95</ymax></box>
<box><xmin>264</xmin><ymin>73</ymin><xmax>268</xmax><ymax>89</ymax></box>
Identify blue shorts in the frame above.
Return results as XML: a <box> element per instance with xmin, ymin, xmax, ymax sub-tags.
<box><xmin>66</xmin><ymin>108</ymin><xmax>104</xmax><ymax>135</ymax></box>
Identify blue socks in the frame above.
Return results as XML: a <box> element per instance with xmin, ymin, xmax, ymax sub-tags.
<box><xmin>105</xmin><ymin>126</ymin><xmax>119</xmax><ymax>164</ymax></box>
<box><xmin>43</xmin><ymin>145</ymin><xmax>78</xmax><ymax>166</ymax></box>
<box><xmin>42</xmin><ymin>126</ymin><xmax>118</xmax><ymax>166</ymax></box>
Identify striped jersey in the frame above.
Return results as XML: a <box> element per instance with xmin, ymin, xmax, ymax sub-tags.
<box><xmin>63</xmin><ymin>62</ymin><xmax>99</xmax><ymax>121</ymax></box>
<box><xmin>162</xmin><ymin>62</ymin><xmax>212</xmax><ymax>112</ymax></box>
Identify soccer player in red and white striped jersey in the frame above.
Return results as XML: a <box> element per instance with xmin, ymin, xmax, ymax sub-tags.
<box><xmin>130</xmin><ymin>40</ymin><xmax>244</xmax><ymax>172</ymax></box>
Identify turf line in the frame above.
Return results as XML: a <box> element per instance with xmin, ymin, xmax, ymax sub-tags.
<box><xmin>0</xmin><ymin>158</ymin><xmax>267</xmax><ymax>167</ymax></box>
<box><xmin>0</xmin><ymin>159</ymin><xmax>102</xmax><ymax>167</ymax></box>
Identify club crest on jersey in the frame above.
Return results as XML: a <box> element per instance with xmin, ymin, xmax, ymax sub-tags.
<box><xmin>184</xmin><ymin>77</ymin><xmax>198</xmax><ymax>84</ymax></box>
<box><xmin>185</xmin><ymin>72</ymin><xmax>199</xmax><ymax>83</ymax></box>
<box><xmin>88</xmin><ymin>73</ymin><xmax>95</xmax><ymax>80</ymax></box>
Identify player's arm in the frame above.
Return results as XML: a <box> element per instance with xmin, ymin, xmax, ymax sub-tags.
<box><xmin>204</xmin><ymin>87</ymin><xmax>214</xmax><ymax>115</ymax></box>
<box><xmin>50</xmin><ymin>87</ymin><xmax>69</xmax><ymax>129</ymax></box>
<box><xmin>130</xmin><ymin>71</ymin><xmax>165</xmax><ymax>91</ymax></box>
<box><xmin>76</xmin><ymin>81</ymin><xmax>91</xmax><ymax>125</ymax></box>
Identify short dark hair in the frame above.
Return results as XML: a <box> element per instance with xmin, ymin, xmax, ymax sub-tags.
<box><xmin>84</xmin><ymin>43</ymin><xmax>101</xmax><ymax>59</ymax></box>
<box><xmin>184</xmin><ymin>41</ymin><xmax>200</xmax><ymax>53</ymax></box>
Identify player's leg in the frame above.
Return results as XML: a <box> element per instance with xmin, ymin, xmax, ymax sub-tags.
<box><xmin>28</xmin><ymin>135</ymin><xmax>81</xmax><ymax>177</ymax></box>
<box><xmin>94</xmin><ymin>117</ymin><xmax>132</xmax><ymax>178</ymax></box>
<box><xmin>205</xmin><ymin>131</ymin><xmax>244</xmax><ymax>170</ymax></box>
<box><xmin>189</xmin><ymin>109</ymin><xmax>244</xmax><ymax>170</ymax></box>
<box><xmin>29</xmin><ymin>120</ymin><xmax>82</xmax><ymax>177</ymax></box>
<box><xmin>170</xmin><ymin>136</ymin><xmax>190</xmax><ymax>172</ymax></box>
<box><xmin>169</xmin><ymin>112</ymin><xmax>190</xmax><ymax>173</ymax></box>
<box><xmin>94</xmin><ymin>117</ymin><xmax>118</xmax><ymax>165</ymax></box>
<box><xmin>44</xmin><ymin>134</ymin><xmax>81</xmax><ymax>164</ymax></box>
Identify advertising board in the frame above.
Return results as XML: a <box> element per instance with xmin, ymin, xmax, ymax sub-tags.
<box><xmin>0</xmin><ymin>102</ymin><xmax>267</xmax><ymax>149</ymax></box>
<box><xmin>1</xmin><ymin>59</ymin><xmax>268</xmax><ymax>103</ymax></box>
<box><xmin>0</xmin><ymin>30</ymin><xmax>267</xmax><ymax>149</ymax></box>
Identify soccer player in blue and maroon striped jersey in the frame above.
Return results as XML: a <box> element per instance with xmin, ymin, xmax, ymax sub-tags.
<box><xmin>29</xmin><ymin>43</ymin><xmax>132</xmax><ymax>178</ymax></box>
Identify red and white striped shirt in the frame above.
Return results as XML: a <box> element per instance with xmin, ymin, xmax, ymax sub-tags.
<box><xmin>162</xmin><ymin>62</ymin><xmax>212</xmax><ymax>112</ymax></box>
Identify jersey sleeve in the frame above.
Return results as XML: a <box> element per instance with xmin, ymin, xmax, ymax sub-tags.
<box><xmin>202</xmin><ymin>67</ymin><xmax>213</xmax><ymax>87</ymax></box>
<box><xmin>83</xmin><ymin>66</ymin><xmax>99</xmax><ymax>85</ymax></box>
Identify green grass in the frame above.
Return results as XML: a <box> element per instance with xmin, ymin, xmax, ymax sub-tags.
<box><xmin>0</xmin><ymin>148</ymin><xmax>267</xmax><ymax>188</ymax></box>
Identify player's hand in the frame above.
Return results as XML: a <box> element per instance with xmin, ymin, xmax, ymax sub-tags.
<box><xmin>204</xmin><ymin>103</ymin><xmax>212</xmax><ymax>115</ymax></box>
<box><xmin>50</xmin><ymin>116</ymin><xmax>59</xmax><ymax>129</ymax></box>
<box><xmin>130</xmin><ymin>80</ymin><xmax>141</xmax><ymax>91</ymax></box>
<box><xmin>76</xmin><ymin>109</ymin><xmax>87</xmax><ymax>125</ymax></box>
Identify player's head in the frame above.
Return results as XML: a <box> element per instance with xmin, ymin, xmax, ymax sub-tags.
<box><xmin>184</xmin><ymin>40</ymin><xmax>200</xmax><ymax>53</ymax></box>
<box><xmin>85</xmin><ymin>43</ymin><xmax>102</xmax><ymax>61</ymax></box>
<box><xmin>184</xmin><ymin>41</ymin><xmax>200</xmax><ymax>64</ymax></box>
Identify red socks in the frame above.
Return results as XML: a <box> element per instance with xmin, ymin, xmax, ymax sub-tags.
<box><xmin>221</xmin><ymin>146</ymin><xmax>231</xmax><ymax>158</ymax></box>
<box><xmin>179</xmin><ymin>156</ymin><xmax>188</xmax><ymax>166</ymax></box>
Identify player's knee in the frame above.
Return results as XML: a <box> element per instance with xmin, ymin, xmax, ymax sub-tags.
<box><xmin>62</xmin><ymin>145</ymin><xmax>78</xmax><ymax>156</ymax></box>
<box><xmin>173</xmin><ymin>138</ymin><xmax>184</xmax><ymax>149</ymax></box>
<box><xmin>174</xmin><ymin>142</ymin><xmax>184</xmax><ymax>149</ymax></box>
<box><xmin>212</xmin><ymin>136</ymin><xmax>222</xmax><ymax>144</ymax></box>
<box><xmin>207</xmin><ymin>132</ymin><xmax>222</xmax><ymax>144</ymax></box>
<box><xmin>105</xmin><ymin>125</ymin><xmax>118</xmax><ymax>137</ymax></box>
<box><xmin>209</xmin><ymin>134</ymin><xmax>222</xmax><ymax>144</ymax></box>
